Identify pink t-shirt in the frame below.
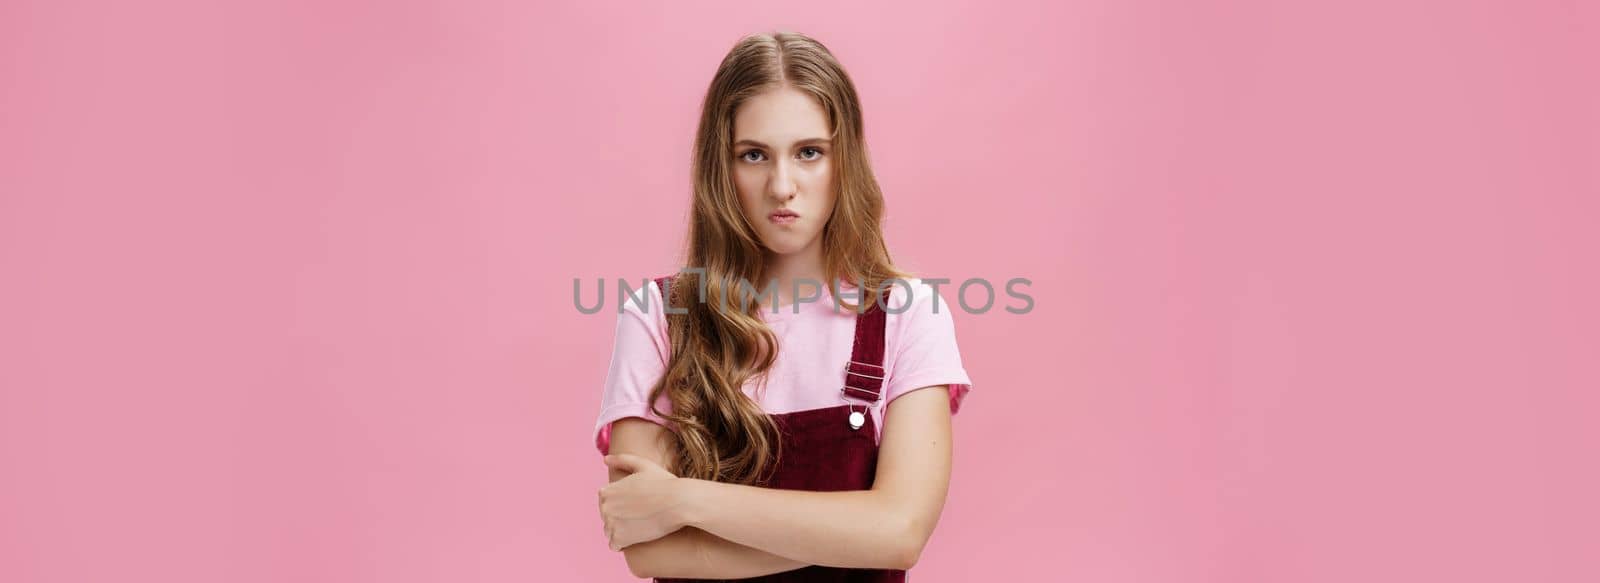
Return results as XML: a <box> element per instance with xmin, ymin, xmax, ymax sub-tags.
<box><xmin>594</xmin><ymin>277</ymin><xmax>974</xmax><ymax>455</ymax></box>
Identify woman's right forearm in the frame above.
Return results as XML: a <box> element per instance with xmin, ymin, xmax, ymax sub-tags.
<box><xmin>624</xmin><ymin>525</ymin><xmax>808</xmax><ymax>579</ymax></box>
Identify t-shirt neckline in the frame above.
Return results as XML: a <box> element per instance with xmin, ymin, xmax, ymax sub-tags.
<box><xmin>758</xmin><ymin>281</ymin><xmax>859</xmax><ymax>322</ymax></box>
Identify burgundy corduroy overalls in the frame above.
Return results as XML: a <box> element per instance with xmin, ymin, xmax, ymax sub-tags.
<box><xmin>652</xmin><ymin>274</ymin><xmax>907</xmax><ymax>583</ymax></box>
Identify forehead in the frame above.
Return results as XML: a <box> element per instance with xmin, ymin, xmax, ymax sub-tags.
<box><xmin>732</xmin><ymin>86</ymin><xmax>831</xmax><ymax>143</ymax></box>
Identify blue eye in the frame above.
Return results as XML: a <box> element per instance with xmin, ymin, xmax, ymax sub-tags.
<box><xmin>739</xmin><ymin>147</ymin><xmax>824</xmax><ymax>163</ymax></box>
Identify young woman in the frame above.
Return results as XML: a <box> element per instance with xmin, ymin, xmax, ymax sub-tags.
<box><xmin>593</xmin><ymin>31</ymin><xmax>974</xmax><ymax>581</ymax></box>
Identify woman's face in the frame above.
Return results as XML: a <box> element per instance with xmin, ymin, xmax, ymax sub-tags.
<box><xmin>731</xmin><ymin>86</ymin><xmax>836</xmax><ymax>257</ymax></box>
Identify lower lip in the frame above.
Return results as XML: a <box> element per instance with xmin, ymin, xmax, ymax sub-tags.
<box><xmin>769</xmin><ymin>215</ymin><xmax>798</xmax><ymax>224</ymax></box>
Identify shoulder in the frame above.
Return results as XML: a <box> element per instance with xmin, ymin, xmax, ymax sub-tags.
<box><xmin>614</xmin><ymin>276</ymin><xmax>672</xmax><ymax>338</ymax></box>
<box><xmin>884</xmin><ymin>277</ymin><xmax>959</xmax><ymax>321</ymax></box>
<box><xmin>878</xmin><ymin>277</ymin><xmax>963</xmax><ymax>345</ymax></box>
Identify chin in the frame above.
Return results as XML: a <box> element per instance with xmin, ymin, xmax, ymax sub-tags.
<box><xmin>764</xmin><ymin>243</ymin><xmax>804</xmax><ymax>255</ymax></box>
<box><xmin>761</xmin><ymin>236</ymin><xmax>812</xmax><ymax>255</ymax></box>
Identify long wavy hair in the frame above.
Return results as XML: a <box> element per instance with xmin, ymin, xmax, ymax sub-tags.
<box><xmin>646</xmin><ymin>31</ymin><xmax>912</xmax><ymax>485</ymax></box>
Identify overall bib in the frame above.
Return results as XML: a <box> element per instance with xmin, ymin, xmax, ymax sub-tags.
<box><xmin>652</xmin><ymin>274</ymin><xmax>907</xmax><ymax>583</ymax></box>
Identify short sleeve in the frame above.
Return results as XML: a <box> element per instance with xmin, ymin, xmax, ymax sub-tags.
<box><xmin>593</xmin><ymin>279</ymin><xmax>674</xmax><ymax>455</ymax></box>
<box><xmin>882</xmin><ymin>279</ymin><xmax>974</xmax><ymax>414</ymax></box>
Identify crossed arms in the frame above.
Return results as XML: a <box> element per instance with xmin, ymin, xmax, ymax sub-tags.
<box><xmin>598</xmin><ymin>385</ymin><xmax>955</xmax><ymax>579</ymax></box>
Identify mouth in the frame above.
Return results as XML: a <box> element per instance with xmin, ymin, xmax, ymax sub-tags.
<box><xmin>768</xmin><ymin>209</ymin><xmax>800</xmax><ymax>224</ymax></box>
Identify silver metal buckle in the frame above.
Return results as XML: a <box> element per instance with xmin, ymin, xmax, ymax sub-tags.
<box><xmin>847</xmin><ymin>359</ymin><xmax>885</xmax><ymax>372</ymax></box>
<box><xmin>845</xmin><ymin>360</ymin><xmax>885</xmax><ymax>381</ymax></box>
<box><xmin>840</xmin><ymin>360</ymin><xmax>885</xmax><ymax>400</ymax></box>
<box><xmin>840</xmin><ymin>385</ymin><xmax>879</xmax><ymax>400</ymax></box>
<box><xmin>845</xmin><ymin>369</ymin><xmax>884</xmax><ymax>380</ymax></box>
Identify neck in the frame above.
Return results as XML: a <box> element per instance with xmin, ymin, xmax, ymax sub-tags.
<box><xmin>761</xmin><ymin>240</ymin><xmax>827</xmax><ymax>307</ymax></box>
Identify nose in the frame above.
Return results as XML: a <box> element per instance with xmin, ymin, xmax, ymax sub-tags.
<box><xmin>767</xmin><ymin>158</ymin><xmax>797</xmax><ymax>201</ymax></box>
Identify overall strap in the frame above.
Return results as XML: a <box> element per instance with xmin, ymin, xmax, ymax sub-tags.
<box><xmin>654</xmin><ymin>275</ymin><xmax>674</xmax><ymax>310</ymax></box>
<box><xmin>841</xmin><ymin>287</ymin><xmax>891</xmax><ymax>404</ymax></box>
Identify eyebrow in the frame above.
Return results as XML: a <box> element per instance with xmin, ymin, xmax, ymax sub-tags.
<box><xmin>732</xmin><ymin>137</ymin><xmax>832</xmax><ymax>149</ymax></box>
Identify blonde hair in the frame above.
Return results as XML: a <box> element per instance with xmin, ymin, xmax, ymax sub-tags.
<box><xmin>648</xmin><ymin>31</ymin><xmax>912</xmax><ymax>484</ymax></box>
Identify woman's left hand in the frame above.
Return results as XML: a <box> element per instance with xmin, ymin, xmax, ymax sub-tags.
<box><xmin>599</xmin><ymin>453</ymin><xmax>688</xmax><ymax>551</ymax></box>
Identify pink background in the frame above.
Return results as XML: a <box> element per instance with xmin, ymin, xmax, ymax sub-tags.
<box><xmin>3</xmin><ymin>0</ymin><xmax>1597</xmax><ymax>581</ymax></box>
